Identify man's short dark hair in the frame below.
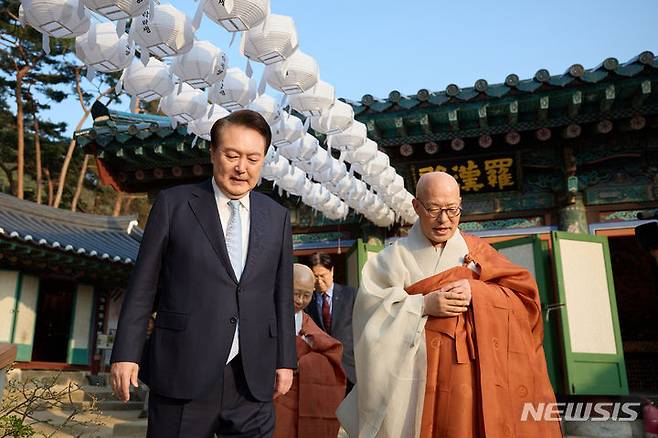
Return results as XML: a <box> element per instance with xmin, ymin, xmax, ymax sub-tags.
<box><xmin>307</xmin><ymin>252</ymin><xmax>334</xmax><ymax>271</ymax></box>
<box><xmin>210</xmin><ymin>109</ymin><xmax>271</xmax><ymax>151</ymax></box>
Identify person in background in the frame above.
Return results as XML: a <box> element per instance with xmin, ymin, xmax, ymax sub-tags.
<box><xmin>305</xmin><ymin>253</ymin><xmax>356</xmax><ymax>394</ymax></box>
<box><xmin>273</xmin><ymin>263</ymin><xmax>346</xmax><ymax>438</ymax></box>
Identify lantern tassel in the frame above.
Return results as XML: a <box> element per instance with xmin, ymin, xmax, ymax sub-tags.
<box><xmin>42</xmin><ymin>33</ymin><xmax>50</xmax><ymax>55</ymax></box>
<box><xmin>207</xmin><ymin>104</ymin><xmax>215</xmax><ymax>118</ymax></box>
<box><xmin>191</xmin><ymin>135</ymin><xmax>198</xmax><ymax>148</ymax></box>
<box><xmin>245</xmin><ymin>59</ymin><xmax>253</xmax><ymax>78</ymax></box>
<box><xmin>177</xmin><ymin>80</ymin><xmax>183</xmax><ymax>95</ymax></box>
<box><xmin>229</xmin><ymin>31</ymin><xmax>237</xmax><ymax>47</ymax></box>
<box><xmin>130</xmin><ymin>95</ymin><xmax>138</xmax><ymax>113</ymax></box>
<box><xmin>170</xmin><ymin>117</ymin><xmax>178</xmax><ymax>129</ymax></box>
<box><xmin>302</xmin><ymin>116</ymin><xmax>310</xmax><ymax>133</ymax></box>
<box><xmin>140</xmin><ymin>45</ymin><xmax>149</xmax><ymax>66</ymax></box>
<box><xmin>115</xmin><ymin>80</ymin><xmax>123</xmax><ymax>94</ymax></box>
<box><xmin>257</xmin><ymin>69</ymin><xmax>267</xmax><ymax>96</ymax></box>
<box><xmin>192</xmin><ymin>0</ymin><xmax>206</xmax><ymax>30</ymax></box>
<box><xmin>86</xmin><ymin>66</ymin><xmax>96</xmax><ymax>82</ymax></box>
<box><xmin>116</xmin><ymin>19</ymin><xmax>127</xmax><ymax>36</ymax></box>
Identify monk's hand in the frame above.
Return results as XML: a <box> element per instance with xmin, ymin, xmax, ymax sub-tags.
<box><xmin>110</xmin><ymin>362</ymin><xmax>139</xmax><ymax>402</ymax></box>
<box><xmin>273</xmin><ymin>368</ymin><xmax>293</xmax><ymax>400</ymax></box>
<box><xmin>441</xmin><ymin>279</ymin><xmax>472</xmax><ymax>305</ymax></box>
<box><xmin>423</xmin><ymin>290</ymin><xmax>470</xmax><ymax>318</ymax></box>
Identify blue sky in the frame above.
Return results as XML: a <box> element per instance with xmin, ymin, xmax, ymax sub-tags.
<box><xmin>46</xmin><ymin>0</ymin><xmax>658</xmax><ymax>136</ymax></box>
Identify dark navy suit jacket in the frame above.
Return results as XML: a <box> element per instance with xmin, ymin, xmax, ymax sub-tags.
<box><xmin>305</xmin><ymin>283</ymin><xmax>356</xmax><ymax>384</ymax></box>
<box><xmin>111</xmin><ymin>179</ymin><xmax>296</xmax><ymax>401</ymax></box>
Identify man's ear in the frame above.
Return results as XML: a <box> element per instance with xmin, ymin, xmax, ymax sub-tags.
<box><xmin>412</xmin><ymin>198</ymin><xmax>422</xmax><ymax>216</ymax></box>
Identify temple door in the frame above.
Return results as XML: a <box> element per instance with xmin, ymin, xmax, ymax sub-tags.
<box><xmin>345</xmin><ymin>239</ymin><xmax>384</xmax><ymax>290</ymax></box>
<box><xmin>551</xmin><ymin>231</ymin><xmax>628</xmax><ymax>395</ymax></box>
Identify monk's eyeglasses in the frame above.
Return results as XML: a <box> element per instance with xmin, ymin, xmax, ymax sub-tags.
<box><xmin>418</xmin><ymin>200</ymin><xmax>463</xmax><ymax>219</ymax></box>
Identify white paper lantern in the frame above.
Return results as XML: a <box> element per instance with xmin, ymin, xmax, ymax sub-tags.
<box><xmin>314</xmin><ymin>158</ymin><xmax>347</xmax><ymax>184</ymax></box>
<box><xmin>298</xmin><ymin>146</ymin><xmax>330</xmax><ymax>175</ymax></box>
<box><xmin>241</xmin><ymin>14</ymin><xmax>299</xmax><ymax>64</ymax></box>
<box><xmin>322</xmin><ymin>194</ymin><xmax>342</xmax><ymax>213</ymax></box>
<box><xmin>186</xmin><ymin>104</ymin><xmax>230</xmax><ymax>140</ymax></box>
<box><xmin>326</xmin><ymin>121</ymin><xmax>367</xmax><ymax>152</ymax></box>
<box><xmin>270</xmin><ymin>113</ymin><xmax>304</xmax><ymax>147</ymax></box>
<box><xmin>359</xmin><ymin>151</ymin><xmax>390</xmax><ymax>177</ymax></box>
<box><xmin>305</xmin><ymin>183</ymin><xmax>332</xmax><ymax>207</ymax></box>
<box><xmin>133</xmin><ymin>4</ymin><xmax>194</xmax><ymax>58</ymax></box>
<box><xmin>160</xmin><ymin>83</ymin><xmax>208</xmax><ymax>124</ymax></box>
<box><xmin>21</xmin><ymin>0</ymin><xmax>90</xmax><ymax>39</ymax></box>
<box><xmin>330</xmin><ymin>176</ymin><xmax>354</xmax><ymax>198</ymax></box>
<box><xmin>262</xmin><ymin>147</ymin><xmax>291</xmax><ymax>180</ymax></box>
<box><xmin>277</xmin><ymin>166</ymin><xmax>308</xmax><ymax>196</ymax></box>
<box><xmin>83</xmin><ymin>0</ymin><xmax>147</xmax><ymax>20</ymax></box>
<box><xmin>75</xmin><ymin>22</ymin><xmax>131</xmax><ymax>72</ymax></box>
<box><xmin>288</xmin><ymin>80</ymin><xmax>335</xmax><ymax>117</ymax></box>
<box><xmin>204</xmin><ymin>0</ymin><xmax>269</xmax><ymax>32</ymax></box>
<box><xmin>344</xmin><ymin>138</ymin><xmax>378</xmax><ymax>165</ymax></box>
<box><xmin>310</xmin><ymin>100</ymin><xmax>354</xmax><ymax>135</ymax></box>
<box><xmin>346</xmin><ymin>180</ymin><xmax>368</xmax><ymax>204</ymax></box>
<box><xmin>120</xmin><ymin>57</ymin><xmax>175</xmax><ymax>101</ymax></box>
<box><xmin>368</xmin><ymin>166</ymin><xmax>397</xmax><ymax>190</ymax></box>
<box><xmin>171</xmin><ymin>40</ymin><xmax>227</xmax><ymax>89</ymax></box>
<box><xmin>278</xmin><ymin>134</ymin><xmax>319</xmax><ymax>162</ymax></box>
<box><xmin>247</xmin><ymin>94</ymin><xmax>281</xmax><ymax>125</ymax></box>
<box><xmin>381</xmin><ymin>174</ymin><xmax>405</xmax><ymax>198</ymax></box>
<box><xmin>323</xmin><ymin>200</ymin><xmax>348</xmax><ymax>220</ymax></box>
<box><xmin>208</xmin><ymin>67</ymin><xmax>257</xmax><ymax>111</ymax></box>
<box><xmin>264</xmin><ymin>49</ymin><xmax>319</xmax><ymax>95</ymax></box>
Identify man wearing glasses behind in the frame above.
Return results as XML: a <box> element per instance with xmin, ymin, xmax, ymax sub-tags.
<box><xmin>338</xmin><ymin>172</ymin><xmax>561</xmax><ymax>438</ymax></box>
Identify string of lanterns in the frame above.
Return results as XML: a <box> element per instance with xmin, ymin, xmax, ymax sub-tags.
<box><xmin>20</xmin><ymin>0</ymin><xmax>417</xmax><ymax>227</ymax></box>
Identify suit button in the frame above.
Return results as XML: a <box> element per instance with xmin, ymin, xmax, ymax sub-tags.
<box><xmin>230</xmin><ymin>317</ymin><xmax>237</xmax><ymax>324</ymax></box>
<box><xmin>236</xmin><ymin>287</ymin><xmax>242</xmax><ymax>294</ymax></box>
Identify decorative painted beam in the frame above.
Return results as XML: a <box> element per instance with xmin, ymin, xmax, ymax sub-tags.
<box><xmin>478</xmin><ymin>105</ymin><xmax>488</xmax><ymax>128</ymax></box>
<box><xmin>419</xmin><ymin>113</ymin><xmax>432</xmax><ymax>134</ymax></box>
<box><xmin>448</xmin><ymin>109</ymin><xmax>459</xmax><ymax>131</ymax></box>
<box><xmin>394</xmin><ymin>117</ymin><xmax>407</xmax><ymax>138</ymax></box>
<box><xmin>600</xmin><ymin>84</ymin><xmax>615</xmax><ymax>112</ymax></box>
<box><xmin>366</xmin><ymin>120</ymin><xmax>380</xmax><ymax>140</ymax></box>
<box><xmin>538</xmin><ymin>96</ymin><xmax>549</xmax><ymax>121</ymax></box>
<box><xmin>535</xmin><ymin>128</ymin><xmax>552</xmax><ymax>141</ymax></box>
<box><xmin>478</xmin><ymin>135</ymin><xmax>493</xmax><ymax>149</ymax></box>
<box><xmin>633</xmin><ymin>80</ymin><xmax>652</xmax><ymax>107</ymax></box>
<box><xmin>568</xmin><ymin>91</ymin><xmax>583</xmax><ymax>117</ymax></box>
<box><xmin>508</xmin><ymin>101</ymin><xmax>519</xmax><ymax>125</ymax></box>
<box><xmin>505</xmin><ymin>131</ymin><xmax>521</xmax><ymax>145</ymax></box>
<box><xmin>562</xmin><ymin>124</ymin><xmax>582</xmax><ymax>139</ymax></box>
<box><xmin>620</xmin><ymin>116</ymin><xmax>646</xmax><ymax>131</ymax></box>
<box><xmin>593</xmin><ymin>120</ymin><xmax>613</xmax><ymax>135</ymax></box>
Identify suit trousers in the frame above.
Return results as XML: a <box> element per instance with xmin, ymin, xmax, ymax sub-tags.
<box><xmin>147</xmin><ymin>356</ymin><xmax>275</xmax><ymax>438</ymax></box>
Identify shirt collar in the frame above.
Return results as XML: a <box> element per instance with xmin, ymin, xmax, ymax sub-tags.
<box><xmin>212</xmin><ymin>177</ymin><xmax>250</xmax><ymax>211</ymax></box>
<box><xmin>322</xmin><ymin>283</ymin><xmax>334</xmax><ymax>298</ymax></box>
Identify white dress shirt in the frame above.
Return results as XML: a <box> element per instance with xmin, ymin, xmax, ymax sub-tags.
<box><xmin>212</xmin><ymin>178</ymin><xmax>250</xmax><ymax>268</ymax></box>
<box><xmin>212</xmin><ymin>178</ymin><xmax>250</xmax><ymax>364</ymax></box>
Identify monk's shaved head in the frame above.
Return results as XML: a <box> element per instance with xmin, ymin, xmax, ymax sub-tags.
<box><xmin>294</xmin><ymin>263</ymin><xmax>316</xmax><ymax>313</ymax></box>
<box><xmin>294</xmin><ymin>263</ymin><xmax>315</xmax><ymax>291</ymax></box>
<box><xmin>416</xmin><ymin>172</ymin><xmax>460</xmax><ymax>200</ymax></box>
<box><xmin>413</xmin><ymin>172</ymin><xmax>462</xmax><ymax>246</ymax></box>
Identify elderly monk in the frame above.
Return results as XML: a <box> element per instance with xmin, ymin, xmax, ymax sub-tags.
<box><xmin>337</xmin><ymin>172</ymin><xmax>561</xmax><ymax>438</ymax></box>
<box><xmin>274</xmin><ymin>264</ymin><xmax>347</xmax><ymax>438</ymax></box>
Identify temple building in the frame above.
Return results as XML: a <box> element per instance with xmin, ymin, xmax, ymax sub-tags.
<box><xmin>73</xmin><ymin>52</ymin><xmax>658</xmax><ymax>395</ymax></box>
<box><xmin>0</xmin><ymin>193</ymin><xmax>140</xmax><ymax>369</ymax></box>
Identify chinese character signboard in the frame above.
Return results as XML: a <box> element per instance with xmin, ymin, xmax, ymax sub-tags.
<box><xmin>409</xmin><ymin>153</ymin><xmax>521</xmax><ymax>194</ymax></box>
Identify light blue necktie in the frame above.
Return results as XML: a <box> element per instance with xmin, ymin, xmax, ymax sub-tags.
<box><xmin>226</xmin><ymin>199</ymin><xmax>242</xmax><ymax>363</ymax></box>
<box><xmin>226</xmin><ymin>200</ymin><xmax>243</xmax><ymax>281</ymax></box>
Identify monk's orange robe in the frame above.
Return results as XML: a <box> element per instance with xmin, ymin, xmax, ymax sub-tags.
<box><xmin>274</xmin><ymin>313</ymin><xmax>346</xmax><ymax>438</ymax></box>
<box><xmin>406</xmin><ymin>233</ymin><xmax>562</xmax><ymax>438</ymax></box>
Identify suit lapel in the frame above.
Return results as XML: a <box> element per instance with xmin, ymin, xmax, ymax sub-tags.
<box><xmin>188</xmin><ymin>179</ymin><xmax>238</xmax><ymax>284</ymax></box>
<box><xmin>331</xmin><ymin>284</ymin><xmax>341</xmax><ymax>327</ymax></box>
<box><xmin>240</xmin><ymin>191</ymin><xmax>264</xmax><ymax>284</ymax></box>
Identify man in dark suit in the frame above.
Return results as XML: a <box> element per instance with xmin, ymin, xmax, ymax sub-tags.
<box><xmin>305</xmin><ymin>253</ymin><xmax>356</xmax><ymax>394</ymax></box>
<box><xmin>110</xmin><ymin>109</ymin><xmax>296</xmax><ymax>438</ymax></box>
